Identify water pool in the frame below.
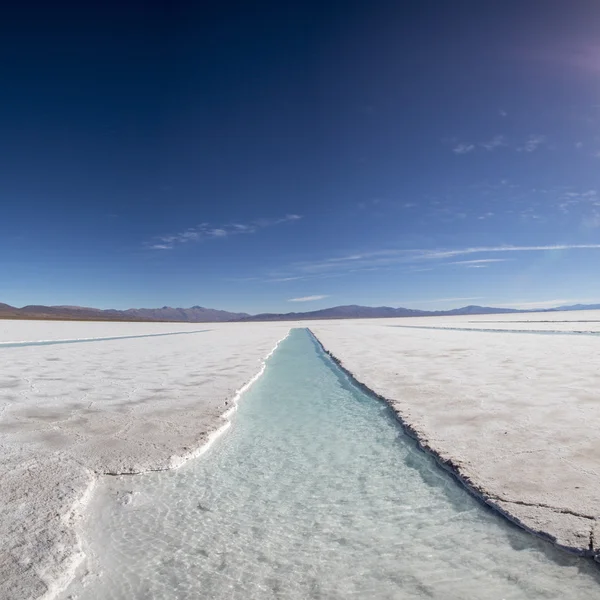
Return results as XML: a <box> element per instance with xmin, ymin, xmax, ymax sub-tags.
<box><xmin>61</xmin><ymin>328</ymin><xmax>600</xmax><ymax>599</ymax></box>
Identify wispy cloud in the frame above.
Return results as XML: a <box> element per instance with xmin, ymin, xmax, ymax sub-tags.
<box><xmin>413</xmin><ymin>243</ymin><xmax>600</xmax><ymax>260</ymax></box>
<box><xmin>558</xmin><ymin>189</ymin><xmax>598</xmax><ymax>214</ymax></box>
<box><xmin>278</xmin><ymin>244</ymin><xmax>600</xmax><ymax>279</ymax></box>
<box><xmin>407</xmin><ymin>258</ymin><xmax>508</xmax><ymax>271</ymax></box>
<box><xmin>451</xmin><ymin>134</ymin><xmax>509</xmax><ymax>155</ymax></box>
<box><xmin>447</xmin><ymin>258</ymin><xmax>509</xmax><ymax>265</ymax></box>
<box><xmin>288</xmin><ymin>295</ymin><xmax>329</xmax><ymax>302</ymax></box>
<box><xmin>453</xmin><ymin>143</ymin><xmax>475</xmax><ymax>154</ymax></box>
<box><xmin>517</xmin><ymin>134</ymin><xmax>547</xmax><ymax>152</ymax></box>
<box><xmin>268</xmin><ymin>276</ymin><xmax>306</xmax><ymax>282</ymax></box>
<box><xmin>480</xmin><ymin>135</ymin><xmax>506</xmax><ymax>151</ymax></box>
<box><xmin>148</xmin><ymin>214</ymin><xmax>301</xmax><ymax>250</ymax></box>
<box><xmin>450</xmin><ymin>134</ymin><xmax>548</xmax><ymax>155</ymax></box>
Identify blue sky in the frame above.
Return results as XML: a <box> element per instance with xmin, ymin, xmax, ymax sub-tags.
<box><xmin>2</xmin><ymin>1</ymin><xmax>600</xmax><ymax>313</ymax></box>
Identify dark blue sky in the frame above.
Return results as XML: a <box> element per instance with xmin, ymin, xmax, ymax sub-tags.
<box><xmin>3</xmin><ymin>1</ymin><xmax>600</xmax><ymax>311</ymax></box>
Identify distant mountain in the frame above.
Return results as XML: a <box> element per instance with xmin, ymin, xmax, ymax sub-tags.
<box><xmin>0</xmin><ymin>303</ymin><xmax>22</xmax><ymax>318</ymax></box>
<box><xmin>555</xmin><ymin>303</ymin><xmax>600</xmax><ymax>312</ymax></box>
<box><xmin>240</xmin><ymin>304</ymin><xmax>429</xmax><ymax>321</ymax></box>
<box><xmin>241</xmin><ymin>304</ymin><xmax>520</xmax><ymax>321</ymax></box>
<box><xmin>1</xmin><ymin>301</ymin><xmax>600</xmax><ymax>323</ymax></box>
<box><xmin>0</xmin><ymin>303</ymin><xmax>248</xmax><ymax>322</ymax></box>
<box><xmin>117</xmin><ymin>306</ymin><xmax>250</xmax><ymax>322</ymax></box>
<box><xmin>436</xmin><ymin>305</ymin><xmax>520</xmax><ymax>316</ymax></box>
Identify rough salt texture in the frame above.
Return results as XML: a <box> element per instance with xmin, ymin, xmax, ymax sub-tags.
<box><xmin>0</xmin><ymin>322</ymin><xmax>289</xmax><ymax>600</ymax></box>
<box><xmin>0</xmin><ymin>319</ymin><xmax>211</xmax><ymax>343</ymax></box>
<box><xmin>379</xmin><ymin>309</ymin><xmax>600</xmax><ymax>333</ymax></box>
<box><xmin>3</xmin><ymin>310</ymin><xmax>600</xmax><ymax>599</ymax></box>
<box><xmin>309</xmin><ymin>319</ymin><xmax>600</xmax><ymax>556</ymax></box>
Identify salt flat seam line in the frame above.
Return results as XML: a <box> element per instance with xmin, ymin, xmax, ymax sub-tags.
<box><xmin>472</xmin><ymin>320</ymin><xmax>600</xmax><ymax>324</ymax></box>
<box><xmin>389</xmin><ymin>325</ymin><xmax>600</xmax><ymax>336</ymax></box>
<box><xmin>0</xmin><ymin>329</ymin><xmax>211</xmax><ymax>348</ymax></box>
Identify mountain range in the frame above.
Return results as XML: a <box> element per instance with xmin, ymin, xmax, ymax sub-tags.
<box><xmin>1</xmin><ymin>302</ymin><xmax>599</xmax><ymax>323</ymax></box>
<box><xmin>0</xmin><ymin>303</ymin><xmax>248</xmax><ymax>322</ymax></box>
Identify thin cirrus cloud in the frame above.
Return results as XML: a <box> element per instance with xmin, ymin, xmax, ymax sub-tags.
<box><xmin>282</xmin><ymin>244</ymin><xmax>600</xmax><ymax>278</ymax></box>
<box><xmin>453</xmin><ymin>135</ymin><xmax>505</xmax><ymax>154</ymax></box>
<box><xmin>268</xmin><ymin>276</ymin><xmax>307</xmax><ymax>282</ymax></box>
<box><xmin>480</xmin><ymin>135</ymin><xmax>506</xmax><ymax>151</ymax></box>
<box><xmin>517</xmin><ymin>134</ymin><xmax>547</xmax><ymax>153</ymax></box>
<box><xmin>288</xmin><ymin>295</ymin><xmax>329</xmax><ymax>302</ymax></box>
<box><xmin>558</xmin><ymin>189</ymin><xmax>598</xmax><ymax>214</ymax></box>
<box><xmin>412</xmin><ymin>243</ymin><xmax>600</xmax><ymax>260</ymax></box>
<box><xmin>452</xmin><ymin>143</ymin><xmax>475</xmax><ymax>154</ymax></box>
<box><xmin>451</xmin><ymin>134</ymin><xmax>547</xmax><ymax>154</ymax></box>
<box><xmin>148</xmin><ymin>214</ymin><xmax>301</xmax><ymax>249</ymax></box>
<box><xmin>447</xmin><ymin>258</ymin><xmax>509</xmax><ymax>265</ymax></box>
<box><xmin>409</xmin><ymin>258</ymin><xmax>508</xmax><ymax>271</ymax></box>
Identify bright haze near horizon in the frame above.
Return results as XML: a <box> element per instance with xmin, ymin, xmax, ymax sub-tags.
<box><xmin>2</xmin><ymin>1</ymin><xmax>600</xmax><ymax>314</ymax></box>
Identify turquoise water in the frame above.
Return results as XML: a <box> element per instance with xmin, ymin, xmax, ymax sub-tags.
<box><xmin>64</xmin><ymin>328</ymin><xmax>600</xmax><ymax>599</ymax></box>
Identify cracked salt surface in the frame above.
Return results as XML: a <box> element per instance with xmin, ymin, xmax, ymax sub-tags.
<box><xmin>0</xmin><ymin>321</ymin><xmax>290</xmax><ymax>599</ymax></box>
<box><xmin>60</xmin><ymin>329</ymin><xmax>600</xmax><ymax>599</ymax></box>
<box><xmin>310</xmin><ymin>317</ymin><xmax>600</xmax><ymax>555</ymax></box>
